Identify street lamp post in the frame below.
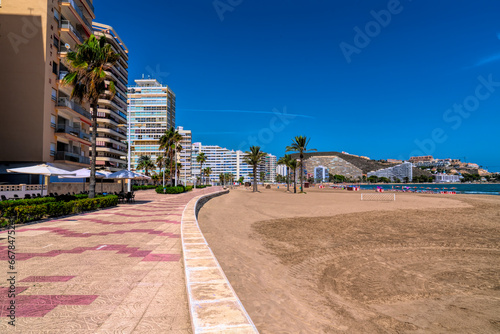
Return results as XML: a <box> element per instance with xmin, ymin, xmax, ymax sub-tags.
<box><xmin>127</xmin><ymin>110</ymin><xmax>131</xmax><ymax>192</ymax></box>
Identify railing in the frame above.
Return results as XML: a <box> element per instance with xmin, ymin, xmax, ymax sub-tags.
<box><xmin>79</xmin><ymin>131</ymin><xmax>91</xmax><ymax>141</ymax></box>
<box><xmin>57</xmin><ymin>97</ymin><xmax>92</xmax><ymax>120</ymax></box>
<box><xmin>55</xmin><ymin>151</ymin><xmax>90</xmax><ymax>164</ymax></box>
<box><xmin>60</xmin><ymin>0</ymin><xmax>92</xmax><ymax>32</ymax></box>
<box><xmin>60</xmin><ymin>20</ymin><xmax>83</xmax><ymax>43</ymax></box>
<box><xmin>56</xmin><ymin>123</ymin><xmax>91</xmax><ymax>142</ymax></box>
<box><xmin>81</xmin><ymin>0</ymin><xmax>94</xmax><ymax>14</ymax></box>
<box><xmin>59</xmin><ymin>44</ymin><xmax>71</xmax><ymax>54</ymax></box>
<box><xmin>58</xmin><ymin>71</ymin><xmax>68</xmax><ymax>81</ymax></box>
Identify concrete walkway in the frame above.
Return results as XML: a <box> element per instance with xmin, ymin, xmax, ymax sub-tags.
<box><xmin>0</xmin><ymin>187</ymin><xmax>221</xmax><ymax>333</ymax></box>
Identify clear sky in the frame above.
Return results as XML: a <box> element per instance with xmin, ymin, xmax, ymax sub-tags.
<box><xmin>95</xmin><ymin>0</ymin><xmax>500</xmax><ymax>171</ymax></box>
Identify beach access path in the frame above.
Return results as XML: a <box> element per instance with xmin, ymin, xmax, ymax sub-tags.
<box><xmin>0</xmin><ymin>187</ymin><xmax>221</xmax><ymax>333</ymax></box>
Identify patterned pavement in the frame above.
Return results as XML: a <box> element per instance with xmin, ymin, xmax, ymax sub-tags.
<box><xmin>0</xmin><ymin>187</ymin><xmax>220</xmax><ymax>333</ymax></box>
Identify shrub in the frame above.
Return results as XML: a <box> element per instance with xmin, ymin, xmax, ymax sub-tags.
<box><xmin>2</xmin><ymin>195</ymin><xmax>118</xmax><ymax>224</ymax></box>
<box><xmin>155</xmin><ymin>186</ymin><xmax>187</xmax><ymax>194</ymax></box>
<box><xmin>0</xmin><ymin>197</ymin><xmax>57</xmax><ymax>215</ymax></box>
<box><xmin>195</xmin><ymin>185</ymin><xmax>212</xmax><ymax>189</ymax></box>
<box><xmin>133</xmin><ymin>185</ymin><xmax>157</xmax><ymax>191</ymax></box>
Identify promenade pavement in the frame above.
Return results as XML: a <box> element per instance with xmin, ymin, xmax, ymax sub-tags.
<box><xmin>0</xmin><ymin>187</ymin><xmax>221</xmax><ymax>333</ymax></box>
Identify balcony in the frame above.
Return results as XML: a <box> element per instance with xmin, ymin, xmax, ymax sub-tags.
<box><xmin>57</xmin><ymin>97</ymin><xmax>92</xmax><ymax>120</ymax></box>
<box><xmin>56</xmin><ymin>124</ymin><xmax>91</xmax><ymax>143</ymax></box>
<box><xmin>81</xmin><ymin>0</ymin><xmax>94</xmax><ymax>16</ymax></box>
<box><xmin>55</xmin><ymin>151</ymin><xmax>90</xmax><ymax>165</ymax></box>
<box><xmin>59</xmin><ymin>44</ymin><xmax>71</xmax><ymax>56</ymax></box>
<box><xmin>60</xmin><ymin>0</ymin><xmax>92</xmax><ymax>33</ymax></box>
<box><xmin>60</xmin><ymin>20</ymin><xmax>83</xmax><ymax>43</ymax></box>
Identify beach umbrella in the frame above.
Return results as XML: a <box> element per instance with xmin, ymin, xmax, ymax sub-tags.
<box><xmin>58</xmin><ymin>168</ymin><xmax>108</xmax><ymax>193</ymax></box>
<box><xmin>107</xmin><ymin>169</ymin><xmax>146</xmax><ymax>192</ymax></box>
<box><xmin>7</xmin><ymin>164</ymin><xmax>76</xmax><ymax>196</ymax></box>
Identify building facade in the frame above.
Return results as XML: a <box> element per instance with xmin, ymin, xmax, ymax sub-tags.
<box><xmin>0</xmin><ymin>0</ymin><xmax>95</xmax><ymax>183</ymax></box>
<box><xmin>92</xmin><ymin>22</ymin><xmax>128</xmax><ymax>171</ymax></box>
<box><xmin>276</xmin><ymin>164</ymin><xmax>288</xmax><ymax>177</ymax></box>
<box><xmin>127</xmin><ymin>79</ymin><xmax>176</xmax><ymax>173</ymax></box>
<box><xmin>262</xmin><ymin>154</ymin><xmax>277</xmax><ymax>182</ymax></box>
<box><xmin>367</xmin><ymin>162</ymin><xmax>413</xmax><ymax>182</ymax></box>
<box><xmin>176</xmin><ymin>126</ymin><xmax>192</xmax><ymax>182</ymax></box>
<box><xmin>434</xmin><ymin>173</ymin><xmax>461</xmax><ymax>183</ymax></box>
<box><xmin>191</xmin><ymin>143</ymin><xmax>253</xmax><ymax>183</ymax></box>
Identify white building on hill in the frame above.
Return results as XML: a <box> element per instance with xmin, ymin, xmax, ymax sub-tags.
<box><xmin>368</xmin><ymin>162</ymin><xmax>413</xmax><ymax>182</ymax></box>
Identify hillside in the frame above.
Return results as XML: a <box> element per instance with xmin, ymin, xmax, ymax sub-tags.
<box><xmin>290</xmin><ymin>151</ymin><xmax>432</xmax><ymax>177</ymax></box>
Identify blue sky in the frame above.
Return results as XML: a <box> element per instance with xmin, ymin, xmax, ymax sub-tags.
<box><xmin>95</xmin><ymin>0</ymin><xmax>500</xmax><ymax>171</ymax></box>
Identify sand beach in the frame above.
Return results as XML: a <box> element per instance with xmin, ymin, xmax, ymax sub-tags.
<box><xmin>198</xmin><ymin>187</ymin><xmax>500</xmax><ymax>333</ymax></box>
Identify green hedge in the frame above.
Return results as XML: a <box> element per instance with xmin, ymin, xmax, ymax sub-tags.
<box><xmin>0</xmin><ymin>197</ymin><xmax>57</xmax><ymax>215</ymax></box>
<box><xmin>155</xmin><ymin>185</ymin><xmax>195</xmax><ymax>194</ymax></box>
<box><xmin>133</xmin><ymin>185</ymin><xmax>157</xmax><ymax>191</ymax></box>
<box><xmin>194</xmin><ymin>185</ymin><xmax>212</xmax><ymax>189</ymax></box>
<box><xmin>2</xmin><ymin>195</ymin><xmax>118</xmax><ymax>224</ymax></box>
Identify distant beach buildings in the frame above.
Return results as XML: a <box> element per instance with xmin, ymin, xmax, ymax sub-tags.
<box><xmin>367</xmin><ymin>162</ymin><xmax>413</xmax><ymax>182</ymax></box>
<box><xmin>434</xmin><ymin>173</ymin><xmax>461</xmax><ymax>183</ymax></box>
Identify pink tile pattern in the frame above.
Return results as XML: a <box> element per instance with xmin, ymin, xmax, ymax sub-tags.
<box><xmin>11</xmin><ymin>227</ymin><xmax>181</xmax><ymax>238</ymax></box>
<box><xmin>20</xmin><ymin>276</ymin><xmax>75</xmax><ymax>282</ymax></box>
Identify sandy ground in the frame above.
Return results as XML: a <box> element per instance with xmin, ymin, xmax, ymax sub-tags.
<box><xmin>197</xmin><ymin>186</ymin><xmax>500</xmax><ymax>333</ymax></box>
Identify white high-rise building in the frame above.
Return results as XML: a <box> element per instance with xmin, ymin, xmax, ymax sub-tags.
<box><xmin>276</xmin><ymin>164</ymin><xmax>288</xmax><ymax>176</ymax></box>
<box><xmin>127</xmin><ymin>79</ymin><xmax>175</xmax><ymax>174</ymax></box>
<box><xmin>191</xmin><ymin>143</ymin><xmax>253</xmax><ymax>183</ymax></box>
<box><xmin>367</xmin><ymin>162</ymin><xmax>413</xmax><ymax>182</ymax></box>
<box><xmin>176</xmin><ymin>126</ymin><xmax>192</xmax><ymax>182</ymax></box>
<box><xmin>263</xmin><ymin>154</ymin><xmax>277</xmax><ymax>182</ymax></box>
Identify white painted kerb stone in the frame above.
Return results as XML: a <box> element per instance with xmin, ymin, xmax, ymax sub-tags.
<box><xmin>181</xmin><ymin>190</ymin><xmax>259</xmax><ymax>334</ymax></box>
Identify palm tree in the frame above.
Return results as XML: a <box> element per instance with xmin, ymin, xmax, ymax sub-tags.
<box><xmin>136</xmin><ymin>155</ymin><xmax>155</xmax><ymax>177</ymax></box>
<box><xmin>196</xmin><ymin>152</ymin><xmax>207</xmax><ymax>185</ymax></box>
<box><xmin>286</xmin><ymin>136</ymin><xmax>316</xmax><ymax>193</ymax></box>
<box><xmin>219</xmin><ymin>173</ymin><xmax>225</xmax><ymax>186</ymax></box>
<box><xmin>277</xmin><ymin>155</ymin><xmax>292</xmax><ymax>192</ymax></box>
<box><xmin>156</xmin><ymin>155</ymin><xmax>166</xmax><ymax>186</ymax></box>
<box><xmin>62</xmin><ymin>35</ymin><xmax>119</xmax><ymax>198</ymax></box>
<box><xmin>288</xmin><ymin>158</ymin><xmax>298</xmax><ymax>193</ymax></box>
<box><xmin>159</xmin><ymin>127</ymin><xmax>183</xmax><ymax>185</ymax></box>
<box><xmin>243</xmin><ymin>146</ymin><xmax>267</xmax><ymax>192</ymax></box>
<box><xmin>204</xmin><ymin>167</ymin><xmax>212</xmax><ymax>185</ymax></box>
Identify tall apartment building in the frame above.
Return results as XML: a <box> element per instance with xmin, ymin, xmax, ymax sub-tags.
<box><xmin>262</xmin><ymin>154</ymin><xmax>277</xmax><ymax>182</ymax></box>
<box><xmin>176</xmin><ymin>126</ymin><xmax>192</xmax><ymax>182</ymax></box>
<box><xmin>0</xmin><ymin>0</ymin><xmax>95</xmax><ymax>183</ymax></box>
<box><xmin>92</xmin><ymin>22</ymin><xmax>128</xmax><ymax>171</ymax></box>
<box><xmin>191</xmin><ymin>143</ymin><xmax>253</xmax><ymax>183</ymax></box>
<box><xmin>127</xmin><ymin>79</ymin><xmax>176</xmax><ymax>173</ymax></box>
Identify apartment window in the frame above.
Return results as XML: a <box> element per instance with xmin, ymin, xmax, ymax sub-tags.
<box><xmin>51</xmin><ymin>88</ymin><xmax>57</xmax><ymax>101</ymax></box>
<box><xmin>50</xmin><ymin>143</ymin><xmax>56</xmax><ymax>156</ymax></box>
<box><xmin>54</xmin><ymin>9</ymin><xmax>60</xmax><ymax>26</ymax></box>
<box><xmin>53</xmin><ymin>36</ymin><xmax>59</xmax><ymax>49</ymax></box>
<box><xmin>52</xmin><ymin>62</ymin><xmax>58</xmax><ymax>75</ymax></box>
<box><xmin>50</xmin><ymin>115</ymin><xmax>56</xmax><ymax>128</ymax></box>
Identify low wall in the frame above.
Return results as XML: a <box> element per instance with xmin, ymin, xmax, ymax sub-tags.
<box><xmin>48</xmin><ymin>182</ymin><xmax>123</xmax><ymax>194</ymax></box>
<box><xmin>181</xmin><ymin>189</ymin><xmax>259</xmax><ymax>334</ymax></box>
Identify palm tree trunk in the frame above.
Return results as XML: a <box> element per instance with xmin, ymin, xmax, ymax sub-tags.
<box><xmin>299</xmin><ymin>153</ymin><xmax>303</xmax><ymax>193</ymax></box>
<box><xmin>286</xmin><ymin>168</ymin><xmax>290</xmax><ymax>192</ymax></box>
<box><xmin>89</xmin><ymin>103</ymin><xmax>97</xmax><ymax>198</ymax></box>
<box><xmin>253</xmin><ymin>166</ymin><xmax>257</xmax><ymax>192</ymax></box>
<box><xmin>293</xmin><ymin>169</ymin><xmax>297</xmax><ymax>193</ymax></box>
